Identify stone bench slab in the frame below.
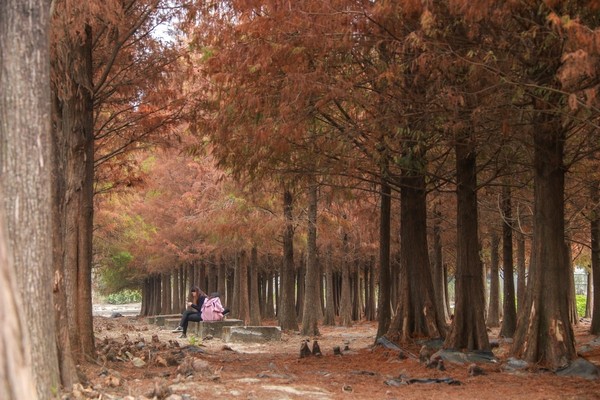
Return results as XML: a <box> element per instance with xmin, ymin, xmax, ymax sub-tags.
<box><xmin>147</xmin><ymin>314</ymin><xmax>181</xmax><ymax>326</ymax></box>
<box><xmin>195</xmin><ymin>319</ymin><xmax>244</xmax><ymax>338</ymax></box>
<box><xmin>223</xmin><ymin>326</ymin><xmax>282</xmax><ymax>343</ymax></box>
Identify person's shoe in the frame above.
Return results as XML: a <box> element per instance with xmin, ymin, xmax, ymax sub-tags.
<box><xmin>178</xmin><ymin>333</ymin><xmax>187</xmax><ymax>339</ymax></box>
<box><xmin>171</xmin><ymin>326</ymin><xmax>183</xmax><ymax>333</ymax></box>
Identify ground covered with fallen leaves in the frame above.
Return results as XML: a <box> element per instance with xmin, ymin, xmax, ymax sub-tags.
<box><xmin>66</xmin><ymin>314</ymin><xmax>600</xmax><ymax>400</ymax></box>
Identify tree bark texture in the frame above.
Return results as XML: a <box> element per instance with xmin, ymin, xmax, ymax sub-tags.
<box><xmin>0</xmin><ymin>208</ymin><xmax>39</xmax><ymax>400</ymax></box>
<box><xmin>250</xmin><ymin>246</ymin><xmax>262</xmax><ymax>326</ymax></box>
<box><xmin>566</xmin><ymin>238</ymin><xmax>578</xmax><ymax>325</ymax></box>
<box><xmin>431</xmin><ymin>204</ymin><xmax>449</xmax><ymax>322</ymax></box>
<box><xmin>500</xmin><ymin>185</ymin><xmax>517</xmax><ymax>338</ymax></box>
<box><xmin>487</xmin><ymin>233</ymin><xmax>500</xmax><ymax>327</ymax></box>
<box><xmin>218</xmin><ymin>257</ymin><xmax>227</xmax><ymax>307</ymax></box>
<box><xmin>376</xmin><ymin>181</ymin><xmax>392</xmax><ymax>339</ymax></box>
<box><xmin>265</xmin><ymin>267</ymin><xmax>276</xmax><ymax>319</ymax></box>
<box><xmin>388</xmin><ymin>173</ymin><xmax>444</xmax><ymax>341</ymax></box>
<box><xmin>0</xmin><ymin>0</ymin><xmax>61</xmax><ymax>397</ymax></box>
<box><xmin>339</xmin><ymin>233</ymin><xmax>353</xmax><ymax>327</ymax></box>
<box><xmin>301</xmin><ymin>179</ymin><xmax>320</xmax><ymax>336</ymax></box>
<box><xmin>591</xmin><ymin>165</ymin><xmax>600</xmax><ymax>333</ymax></box>
<box><xmin>516</xmin><ymin>231</ymin><xmax>527</xmax><ymax>312</ymax></box>
<box><xmin>511</xmin><ymin>112</ymin><xmax>575</xmax><ymax>369</ymax></box>
<box><xmin>279</xmin><ymin>188</ymin><xmax>298</xmax><ymax>330</ymax></box>
<box><xmin>444</xmin><ymin>133</ymin><xmax>490</xmax><ymax>351</ymax></box>
<box><xmin>323</xmin><ymin>248</ymin><xmax>336</xmax><ymax>326</ymax></box>
<box><xmin>51</xmin><ymin>17</ymin><xmax>95</xmax><ymax>361</ymax></box>
<box><xmin>296</xmin><ymin>262</ymin><xmax>305</xmax><ymax>320</ymax></box>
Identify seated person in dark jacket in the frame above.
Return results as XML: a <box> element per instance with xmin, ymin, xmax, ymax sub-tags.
<box><xmin>172</xmin><ymin>286</ymin><xmax>206</xmax><ymax>338</ymax></box>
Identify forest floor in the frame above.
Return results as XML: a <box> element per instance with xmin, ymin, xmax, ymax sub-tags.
<box><xmin>69</xmin><ymin>308</ymin><xmax>600</xmax><ymax>400</ymax></box>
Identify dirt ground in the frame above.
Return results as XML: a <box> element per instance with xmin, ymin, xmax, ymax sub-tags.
<box><xmin>68</xmin><ymin>314</ymin><xmax>600</xmax><ymax>400</ymax></box>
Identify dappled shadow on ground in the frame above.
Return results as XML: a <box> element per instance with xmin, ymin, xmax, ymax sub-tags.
<box><xmin>66</xmin><ymin>316</ymin><xmax>600</xmax><ymax>399</ymax></box>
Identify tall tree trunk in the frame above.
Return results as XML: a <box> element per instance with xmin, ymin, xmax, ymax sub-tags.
<box><xmin>585</xmin><ymin>270</ymin><xmax>592</xmax><ymax>319</ymax></box>
<box><xmin>172</xmin><ymin>269</ymin><xmax>180</xmax><ymax>314</ymax></box>
<box><xmin>51</xmin><ymin>18</ymin><xmax>95</xmax><ymax>361</ymax></box>
<box><xmin>566</xmin><ymin>238</ymin><xmax>578</xmax><ymax>325</ymax></box>
<box><xmin>250</xmin><ymin>246</ymin><xmax>262</xmax><ymax>326</ymax></box>
<box><xmin>323</xmin><ymin>248</ymin><xmax>336</xmax><ymax>326</ymax></box>
<box><xmin>296</xmin><ymin>259</ymin><xmax>305</xmax><ymax>320</ymax></box>
<box><xmin>376</xmin><ymin>181</ymin><xmax>392</xmax><ymax>339</ymax></box>
<box><xmin>511</xmin><ymin>111</ymin><xmax>575</xmax><ymax>369</ymax></box>
<box><xmin>352</xmin><ymin>260</ymin><xmax>363</xmax><ymax>321</ymax></box>
<box><xmin>389</xmin><ymin>173</ymin><xmax>444</xmax><ymax>341</ymax></box>
<box><xmin>265</xmin><ymin>266</ymin><xmax>275</xmax><ymax>319</ymax></box>
<box><xmin>339</xmin><ymin>233</ymin><xmax>353</xmax><ymax>327</ymax></box>
<box><xmin>0</xmin><ymin>209</ymin><xmax>39</xmax><ymax>399</ymax></box>
<box><xmin>431</xmin><ymin>204</ymin><xmax>449</xmax><ymax>322</ymax></box>
<box><xmin>208</xmin><ymin>259</ymin><xmax>217</xmax><ymax>294</ymax></box>
<box><xmin>487</xmin><ymin>233</ymin><xmax>500</xmax><ymax>327</ymax></box>
<box><xmin>302</xmin><ymin>179</ymin><xmax>320</xmax><ymax>336</ymax></box>
<box><xmin>0</xmin><ymin>1</ymin><xmax>55</xmax><ymax>396</ymax></box>
<box><xmin>218</xmin><ymin>257</ymin><xmax>227</xmax><ymax>307</ymax></box>
<box><xmin>500</xmin><ymin>185</ymin><xmax>517</xmax><ymax>337</ymax></box>
<box><xmin>140</xmin><ymin>278</ymin><xmax>149</xmax><ymax>316</ymax></box>
<box><xmin>279</xmin><ymin>188</ymin><xmax>298</xmax><ymax>330</ymax></box>
<box><xmin>444</xmin><ymin>132</ymin><xmax>489</xmax><ymax>351</ymax></box>
<box><xmin>516</xmin><ymin>231</ymin><xmax>527</xmax><ymax>312</ymax></box>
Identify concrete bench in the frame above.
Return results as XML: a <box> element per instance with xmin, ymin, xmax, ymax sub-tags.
<box><xmin>195</xmin><ymin>319</ymin><xmax>243</xmax><ymax>338</ymax></box>
<box><xmin>147</xmin><ymin>314</ymin><xmax>181</xmax><ymax>325</ymax></box>
<box><xmin>222</xmin><ymin>326</ymin><xmax>282</xmax><ymax>343</ymax></box>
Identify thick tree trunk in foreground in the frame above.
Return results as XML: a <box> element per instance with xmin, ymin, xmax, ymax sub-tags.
<box><xmin>444</xmin><ymin>132</ymin><xmax>489</xmax><ymax>351</ymax></box>
<box><xmin>388</xmin><ymin>173</ymin><xmax>444</xmax><ymax>341</ymax></box>
<box><xmin>302</xmin><ymin>179</ymin><xmax>320</xmax><ymax>336</ymax></box>
<box><xmin>0</xmin><ymin>1</ymin><xmax>61</xmax><ymax>397</ymax></box>
<box><xmin>500</xmin><ymin>185</ymin><xmax>517</xmax><ymax>338</ymax></box>
<box><xmin>511</xmin><ymin>113</ymin><xmax>575</xmax><ymax>369</ymax></box>
<box><xmin>51</xmin><ymin>17</ymin><xmax>95</xmax><ymax>361</ymax></box>
<box><xmin>487</xmin><ymin>233</ymin><xmax>500</xmax><ymax>327</ymax></box>
<box><xmin>279</xmin><ymin>188</ymin><xmax>298</xmax><ymax>330</ymax></box>
<box><xmin>0</xmin><ymin>209</ymin><xmax>38</xmax><ymax>399</ymax></box>
<box><xmin>376</xmin><ymin>181</ymin><xmax>392</xmax><ymax>339</ymax></box>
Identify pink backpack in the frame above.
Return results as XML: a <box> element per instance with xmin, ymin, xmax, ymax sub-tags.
<box><xmin>201</xmin><ymin>296</ymin><xmax>225</xmax><ymax>321</ymax></box>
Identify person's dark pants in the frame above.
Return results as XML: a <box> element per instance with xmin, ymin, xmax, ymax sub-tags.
<box><xmin>179</xmin><ymin>310</ymin><xmax>202</xmax><ymax>334</ymax></box>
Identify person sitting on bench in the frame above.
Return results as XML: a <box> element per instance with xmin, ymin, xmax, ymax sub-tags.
<box><xmin>172</xmin><ymin>286</ymin><xmax>207</xmax><ymax>338</ymax></box>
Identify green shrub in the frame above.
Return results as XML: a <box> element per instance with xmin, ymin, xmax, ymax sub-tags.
<box><xmin>576</xmin><ymin>294</ymin><xmax>588</xmax><ymax>317</ymax></box>
<box><xmin>106</xmin><ymin>289</ymin><xmax>142</xmax><ymax>304</ymax></box>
